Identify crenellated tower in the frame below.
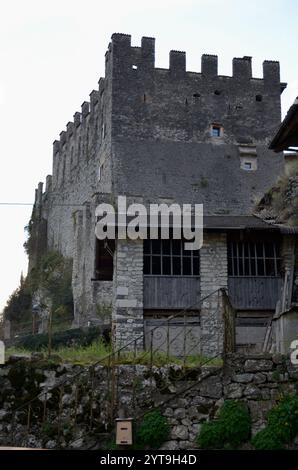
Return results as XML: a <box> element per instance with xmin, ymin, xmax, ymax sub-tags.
<box><xmin>29</xmin><ymin>33</ymin><xmax>287</xmax><ymax>326</ymax></box>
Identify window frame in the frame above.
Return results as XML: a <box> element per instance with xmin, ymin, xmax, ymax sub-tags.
<box><xmin>228</xmin><ymin>238</ymin><xmax>281</xmax><ymax>277</ymax></box>
<box><xmin>211</xmin><ymin>124</ymin><xmax>222</xmax><ymax>137</ymax></box>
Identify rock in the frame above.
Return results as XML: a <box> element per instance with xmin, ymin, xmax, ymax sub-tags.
<box><xmin>70</xmin><ymin>438</ymin><xmax>84</xmax><ymax>449</ymax></box>
<box><xmin>41</xmin><ymin>370</ymin><xmax>57</xmax><ymax>389</ymax></box>
<box><xmin>191</xmin><ymin>423</ymin><xmax>201</xmax><ymax>435</ymax></box>
<box><xmin>0</xmin><ymin>410</ymin><xmax>8</xmax><ymax>421</ymax></box>
<box><xmin>244</xmin><ymin>359</ymin><xmax>273</xmax><ymax>372</ymax></box>
<box><xmin>31</xmin><ymin>352</ymin><xmax>45</xmax><ymax>361</ymax></box>
<box><xmin>171</xmin><ymin>425</ymin><xmax>189</xmax><ymax>441</ymax></box>
<box><xmin>272</xmin><ymin>354</ymin><xmax>284</xmax><ymax>365</ymax></box>
<box><xmin>24</xmin><ymin>434</ymin><xmax>42</xmax><ymax>448</ymax></box>
<box><xmin>233</xmin><ymin>373</ymin><xmax>253</xmax><ymax>383</ymax></box>
<box><xmin>243</xmin><ymin>385</ymin><xmax>261</xmax><ymax>399</ymax></box>
<box><xmin>62</xmin><ymin>394</ymin><xmax>73</xmax><ymax>406</ymax></box>
<box><xmin>260</xmin><ymin>389</ymin><xmax>271</xmax><ymax>400</ymax></box>
<box><xmin>8</xmin><ymin>354</ymin><xmax>30</xmax><ymax>363</ymax></box>
<box><xmin>178</xmin><ymin>440</ymin><xmax>193</xmax><ymax>449</ymax></box>
<box><xmin>45</xmin><ymin>440</ymin><xmax>57</xmax><ymax>449</ymax></box>
<box><xmin>169</xmin><ymin>418</ymin><xmax>179</xmax><ymax>426</ymax></box>
<box><xmin>188</xmin><ymin>406</ymin><xmax>199</xmax><ymax>420</ymax></box>
<box><xmin>181</xmin><ymin>418</ymin><xmax>192</xmax><ymax>427</ymax></box>
<box><xmin>176</xmin><ymin>398</ymin><xmax>188</xmax><ymax>407</ymax></box>
<box><xmin>174</xmin><ymin>408</ymin><xmax>186</xmax><ymax>420</ymax></box>
<box><xmin>287</xmin><ymin>365</ymin><xmax>298</xmax><ymax>380</ymax></box>
<box><xmin>225</xmin><ymin>383</ymin><xmax>243</xmax><ymax>399</ymax></box>
<box><xmin>191</xmin><ymin>396</ymin><xmax>214</xmax><ymax>413</ymax></box>
<box><xmin>163</xmin><ymin>407</ymin><xmax>173</xmax><ymax>417</ymax></box>
<box><xmin>253</xmin><ymin>373</ymin><xmax>267</xmax><ymax>384</ymax></box>
<box><xmin>198</xmin><ymin>376</ymin><xmax>222</xmax><ymax>399</ymax></box>
<box><xmin>160</xmin><ymin>440</ymin><xmax>179</xmax><ymax>450</ymax></box>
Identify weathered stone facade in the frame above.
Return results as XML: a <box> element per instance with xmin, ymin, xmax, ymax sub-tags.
<box><xmin>200</xmin><ymin>233</ymin><xmax>228</xmax><ymax>357</ymax></box>
<box><xmin>112</xmin><ymin>239</ymin><xmax>144</xmax><ymax>349</ymax></box>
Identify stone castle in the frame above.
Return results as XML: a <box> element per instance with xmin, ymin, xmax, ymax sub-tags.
<box><xmin>29</xmin><ymin>33</ymin><xmax>297</xmax><ymax>356</ymax></box>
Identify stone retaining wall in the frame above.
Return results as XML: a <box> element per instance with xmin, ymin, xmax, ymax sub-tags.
<box><xmin>0</xmin><ymin>354</ymin><xmax>297</xmax><ymax>449</ymax></box>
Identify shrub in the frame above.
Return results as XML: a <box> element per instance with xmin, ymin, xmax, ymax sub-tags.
<box><xmin>29</xmin><ymin>251</ymin><xmax>73</xmax><ymax>315</ymax></box>
<box><xmin>252</xmin><ymin>394</ymin><xmax>298</xmax><ymax>449</ymax></box>
<box><xmin>197</xmin><ymin>400</ymin><xmax>251</xmax><ymax>449</ymax></box>
<box><xmin>137</xmin><ymin>411</ymin><xmax>170</xmax><ymax>449</ymax></box>
<box><xmin>251</xmin><ymin>427</ymin><xmax>284</xmax><ymax>450</ymax></box>
<box><xmin>3</xmin><ymin>275</ymin><xmax>32</xmax><ymax>323</ymax></box>
<box><xmin>219</xmin><ymin>400</ymin><xmax>251</xmax><ymax>447</ymax></box>
<box><xmin>267</xmin><ymin>394</ymin><xmax>298</xmax><ymax>443</ymax></box>
<box><xmin>197</xmin><ymin>421</ymin><xmax>225</xmax><ymax>449</ymax></box>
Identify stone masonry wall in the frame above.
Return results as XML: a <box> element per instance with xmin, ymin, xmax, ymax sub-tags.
<box><xmin>200</xmin><ymin>233</ymin><xmax>228</xmax><ymax>357</ymax></box>
<box><xmin>28</xmin><ymin>33</ymin><xmax>286</xmax><ymax>326</ymax></box>
<box><xmin>112</xmin><ymin>239</ymin><xmax>144</xmax><ymax>349</ymax></box>
<box><xmin>0</xmin><ymin>354</ymin><xmax>298</xmax><ymax>450</ymax></box>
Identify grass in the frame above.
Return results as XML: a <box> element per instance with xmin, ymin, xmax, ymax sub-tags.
<box><xmin>6</xmin><ymin>340</ymin><xmax>223</xmax><ymax>367</ymax></box>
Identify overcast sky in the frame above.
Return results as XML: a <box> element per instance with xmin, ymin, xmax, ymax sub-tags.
<box><xmin>0</xmin><ymin>0</ymin><xmax>297</xmax><ymax>312</ymax></box>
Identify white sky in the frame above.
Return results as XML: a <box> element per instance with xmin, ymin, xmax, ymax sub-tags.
<box><xmin>0</xmin><ymin>0</ymin><xmax>297</xmax><ymax>311</ymax></box>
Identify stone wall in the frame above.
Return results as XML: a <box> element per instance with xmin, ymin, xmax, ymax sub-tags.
<box><xmin>112</xmin><ymin>239</ymin><xmax>144</xmax><ymax>348</ymax></box>
<box><xmin>0</xmin><ymin>354</ymin><xmax>297</xmax><ymax>450</ymax></box>
<box><xmin>200</xmin><ymin>233</ymin><xmax>228</xmax><ymax>357</ymax></box>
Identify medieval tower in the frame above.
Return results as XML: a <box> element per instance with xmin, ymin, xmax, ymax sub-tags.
<box><xmin>29</xmin><ymin>33</ymin><xmax>287</xmax><ymax>355</ymax></box>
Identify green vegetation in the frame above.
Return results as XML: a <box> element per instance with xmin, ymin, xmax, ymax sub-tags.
<box><xmin>117</xmin><ymin>351</ymin><xmax>222</xmax><ymax>368</ymax></box>
<box><xmin>6</xmin><ymin>339</ymin><xmax>222</xmax><ymax>367</ymax></box>
<box><xmin>251</xmin><ymin>427</ymin><xmax>284</xmax><ymax>450</ymax></box>
<box><xmin>12</xmin><ymin>326</ymin><xmax>108</xmax><ymax>351</ymax></box>
<box><xmin>136</xmin><ymin>411</ymin><xmax>170</xmax><ymax>449</ymax></box>
<box><xmin>257</xmin><ymin>163</ymin><xmax>298</xmax><ymax>226</ymax></box>
<box><xmin>197</xmin><ymin>400</ymin><xmax>251</xmax><ymax>449</ymax></box>
<box><xmin>3</xmin><ymin>251</ymin><xmax>73</xmax><ymax>334</ymax></box>
<box><xmin>252</xmin><ymin>394</ymin><xmax>298</xmax><ymax>450</ymax></box>
<box><xmin>29</xmin><ymin>251</ymin><xmax>73</xmax><ymax>319</ymax></box>
<box><xmin>3</xmin><ymin>274</ymin><xmax>32</xmax><ymax>324</ymax></box>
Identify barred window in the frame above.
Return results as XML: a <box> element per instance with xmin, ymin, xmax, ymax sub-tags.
<box><xmin>144</xmin><ymin>239</ymin><xmax>200</xmax><ymax>276</ymax></box>
<box><xmin>228</xmin><ymin>240</ymin><xmax>281</xmax><ymax>277</ymax></box>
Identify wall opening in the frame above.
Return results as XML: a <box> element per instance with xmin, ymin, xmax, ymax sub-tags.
<box><xmin>143</xmin><ymin>239</ymin><xmax>200</xmax><ymax>276</ymax></box>
<box><xmin>227</xmin><ymin>233</ymin><xmax>281</xmax><ymax>277</ymax></box>
<box><xmin>94</xmin><ymin>239</ymin><xmax>115</xmax><ymax>280</ymax></box>
<box><xmin>211</xmin><ymin>124</ymin><xmax>222</xmax><ymax>137</ymax></box>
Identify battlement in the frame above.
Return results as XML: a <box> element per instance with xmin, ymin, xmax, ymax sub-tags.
<box><xmin>49</xmin><ymin>32</ymin><xmax>286</xmax><ymax>195</ymax></box>
<box><xmin>52</xmin><ymin>33</ymin><xmax>285</xmax><ymax>155</ymax></box>
<box><xmin>107</xmin><ymin>33</ymin><xmax>283</xmax><ymax>84</ymax></box>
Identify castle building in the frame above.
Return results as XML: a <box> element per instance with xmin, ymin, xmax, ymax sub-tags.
<box><xmin>30</xmin><ymin>33</ymin><xmax>297</xmax><ymax>356</ymax></box>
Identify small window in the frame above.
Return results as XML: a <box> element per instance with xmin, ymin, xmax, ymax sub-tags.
<box><xmin>256</xmin><ymin>94</ymin><xmax>262</xmax><ymax>102</ymax></box>
<box><xmin>98</xmin><ymin>164</ymin><xmax>102</xmax><ymax>181</ymax></box>
<box><xmin>211</xmin><ymin>125</ymin><xmax>221</xmax><ymax>137</ymax></box>
<box><xmin>244</xmin><ymin>162</ymin><xmax>252</xmax><ymax>170</ymax></box>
